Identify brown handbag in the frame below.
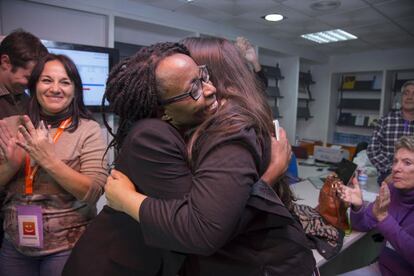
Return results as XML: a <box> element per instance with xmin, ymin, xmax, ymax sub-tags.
<box><xmin>317</xmin><ymin>173</ymin><xmax>350</xmax><ymax>230</ymax></box>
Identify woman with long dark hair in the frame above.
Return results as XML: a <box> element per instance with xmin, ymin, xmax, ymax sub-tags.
<box><xmin>181</xmin><ymin>36</ymin><xmax>295</xmax><ymax>210</ymax></box>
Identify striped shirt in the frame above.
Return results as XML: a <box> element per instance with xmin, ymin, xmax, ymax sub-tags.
<box><xmin>367</xmin><ymin>110</ymin><xmax>414</xmax><ymax>174</ymax></box>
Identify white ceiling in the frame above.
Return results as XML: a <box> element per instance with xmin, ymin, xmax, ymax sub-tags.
<box><xmin>129</xmin><ymin>0</ymin><xmax>414</xmax><ymax>56</ymax></box>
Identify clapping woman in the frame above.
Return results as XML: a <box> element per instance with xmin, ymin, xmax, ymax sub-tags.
<box><xmin>338</xmin><ymin>136</ymin><xmax>414</xmax><ymax>276</ymax></box>
<box><xmin>0</xmin><ymin>54</ymin><xmax>108</xmax><ymax>276</ymax></box>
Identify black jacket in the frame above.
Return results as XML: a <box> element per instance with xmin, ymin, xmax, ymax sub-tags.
<box><xmin>63</xmin><ymin>119</ymin><xmax>315</xmax><ymax>276</ymax></box>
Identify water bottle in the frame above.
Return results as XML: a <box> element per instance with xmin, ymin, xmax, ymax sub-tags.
<box><xmin>295</xmin><ymin>136</ymin><xmax>300</xmax><ymax>146</ymax></box>
<box><xmin>358</xmin><ymin>168</ymin><xmax>368</xmax><ymax>186</ymax></box>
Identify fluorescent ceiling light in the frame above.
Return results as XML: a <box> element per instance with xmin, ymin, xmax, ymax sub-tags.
<box><xmin>301</xmin><ymin>29</ymin><xmax>357</xmax><ymax>44</ymax></box>
<box><xmin>263</xmin><ymin>14</ymin><xmax>284</xmax><ymax>22</ymax></box>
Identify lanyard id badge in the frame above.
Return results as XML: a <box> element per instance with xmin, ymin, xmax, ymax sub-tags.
<box><xmin>16</xmin><ymin>205</ymin><xmax>44</xmax><ymax>248</ymax></box>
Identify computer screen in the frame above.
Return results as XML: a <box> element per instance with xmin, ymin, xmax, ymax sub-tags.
<box><xmin>42</xmin><ymin>40</ymin><xmax>119</xmax><ymax>111</ymax></box>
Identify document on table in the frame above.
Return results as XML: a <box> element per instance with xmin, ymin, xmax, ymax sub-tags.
<box><xmin>307</xmin><ymin>175</ymin><xmax>329</xmax><ymax>189</ymax></box>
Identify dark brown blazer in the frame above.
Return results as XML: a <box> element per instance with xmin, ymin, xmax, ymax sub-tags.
<box><xmin>0</xmin><ymin>84</ymin><xmax>29</xmax><ymax>119</ymax></box>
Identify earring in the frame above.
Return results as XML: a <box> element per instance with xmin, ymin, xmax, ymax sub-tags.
<box><xmin>161</xmin><ymin>114</ymin><xmax>172</xmax><ymax>122</ymax></box>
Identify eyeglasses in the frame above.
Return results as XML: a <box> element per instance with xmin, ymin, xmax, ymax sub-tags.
<box><xmin>159</xmin><ymin>65</ymin><xmax>209</xmax><ymax>106</ymax></box>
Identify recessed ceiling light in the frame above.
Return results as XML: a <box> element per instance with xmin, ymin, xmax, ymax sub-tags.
<box><xmin>263</xmin><ymin>14</ymin><xmax>285</xmax><ymax>22</ymax></box>
<box><xmin>301</xmin><ymin>29</ymin><xmax>357</xmax><ymax>44</ymax></box>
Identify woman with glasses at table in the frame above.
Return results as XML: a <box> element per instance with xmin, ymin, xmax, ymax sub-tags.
<box><xmin>64</xmin><ymin>39</ymin><xmax>314</xmax><ymax>276</ymax></box>
<box><xmin>0</xmin><ymin>54</ymin><xmax>108</xmax><ymax>276</ymax></box>
<box><xmin>338</xmin><ymin>136</ymin><xmax>414</xmax><ymax>276</ymax></box>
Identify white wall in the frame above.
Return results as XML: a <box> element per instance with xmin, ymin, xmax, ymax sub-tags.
<box><xmin>13</xmin><ymin>0</ymin><xmax>327</xmax><ymax>63</ymax></box>
<box><xmin>329</xmin><ymin>48</ymin><xmax>414</xmax><ymax>72</ymax></box>
<box><xmin>296</xmin><ymin>63</ymin><xmax>331</xmax><ymax>142</ymax></box>
<box><xmin>115</xmin><ymin>17</ymin><xmax>196</xmax><ymax>46</ymax></box>
<box><xmin>0</xmin><ymin>0</ymin><xmax>108</xmax><ymax>46</ymax></box>
<box><xmin>298</xmin><ymin>48</ymin><xmax>414</xmax><ymax>144</ymax></box>
<box><xmin>278</xmin><ymin>56</ymin><xmax>300</xmax><ymax>143</ymax></box>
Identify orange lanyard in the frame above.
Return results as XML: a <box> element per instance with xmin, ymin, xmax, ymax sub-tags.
<box><xmin>24</xmin><ymin>118</ymin><xmax>72</xmax><ymax>195</ymax></box>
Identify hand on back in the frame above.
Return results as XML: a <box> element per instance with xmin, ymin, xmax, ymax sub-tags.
<box><xmin>261</xmin><ymin>127</ymin><xmax>291</xmax><ymax>185</ymax></box>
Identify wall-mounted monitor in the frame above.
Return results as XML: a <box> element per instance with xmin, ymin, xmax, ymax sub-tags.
<box><xmin>42</xmin><ymin>40</ymin><xmax>119</xmax><ymax>111</ymax></box>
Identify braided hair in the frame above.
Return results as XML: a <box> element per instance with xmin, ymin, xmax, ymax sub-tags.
<box><xmin>102</xmin><ymin>42</ymin><xmax>190</xmax><ymax>153</ymax></box>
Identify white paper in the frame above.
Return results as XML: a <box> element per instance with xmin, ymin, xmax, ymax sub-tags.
<box><xmin>355</xmin><ymin>115</ymin><xmax>365</xmax><ymax>126</ymax></box>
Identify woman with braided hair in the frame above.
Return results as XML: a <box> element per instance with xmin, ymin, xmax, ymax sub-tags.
<box><xmin>63</xmin><ymin>40</ymin><xmax>315</xmax><ymax>276</ymax></box>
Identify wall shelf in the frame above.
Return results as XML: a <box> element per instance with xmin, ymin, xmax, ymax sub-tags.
<box><xmin>339</xmin><ymin>89</ymin><xmax>381</xmax><ymax>92</ymax></box>
<box><xmin>262</xmin><ymin>63</ymin><xmax>284</xmax><ymax>119</ymax></box>
<box><xmin>332</xmin><ymin>71</ymin><xmax>382</xmax><ymax>145</ymax></box>
<box><xmin>265</xmin><ymin>86</ymin><xmax>284</xmax><ymax>98</ymax></box>
<box><xmin>298</xmin><ymin>98</ymin><xmax>315</xmax><ymax>102</ymax></box>
<box><xmin>297</xmin><ymin>70</ymin><xmax>315</xmax><ymax>120</ymax></box>
<box><xmin>338</xmin><ymin>99</ymin><xmax>381</xmax><ymax>110</ymax></box>
<box><xmin>336</xmin><ymin>123</ymin><xmax>375</xmax><ymax>129</ymax></box>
